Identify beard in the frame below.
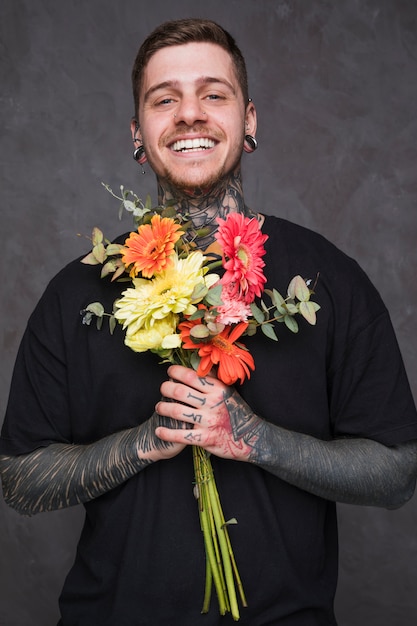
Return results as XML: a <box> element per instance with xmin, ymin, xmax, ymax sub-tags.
<box><xmin>162</xmin><ymin>159</ymin><xmax>228</xmax><ymax>195</ymax></box>
<box><xmin>153</xmin><ymin>124</ymin><xmax>240</xmax><ymax>193</ymax></box>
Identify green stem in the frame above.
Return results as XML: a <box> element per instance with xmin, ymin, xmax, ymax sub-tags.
<box><xmin>207</xmin><ymin>474</ymin><xmax>240</xmax><ymax>620</ymax></box>
<box><xmin>192</xmin><ymin>446</ymin><xmax>244</xmax><ymax>621</ymax></box>
<box><xmin>193</xmin><ymin>447</ymin><xmax>227</xmax><ymax>615</ymax></box>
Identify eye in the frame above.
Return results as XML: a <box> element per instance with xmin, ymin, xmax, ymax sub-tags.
<box><xmin>157</xmin><ymin>97</ymin><xmax>175</xmax><ymax>106</ymax></box>
<box><xmin>206</xmin><ymin>94</ymin><xmax>222</xmax><ymax>101</ymax></box>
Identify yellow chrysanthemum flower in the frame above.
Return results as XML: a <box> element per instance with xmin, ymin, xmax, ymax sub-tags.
<box><xmin>124</xmin><ymin>315</ymin><xmax>181</xmax><ymax>353</ymax></box>
<box><xmin>114</xmin><ymin>250</ymin><xmax>218</xmax><ymax>335</ymax></box>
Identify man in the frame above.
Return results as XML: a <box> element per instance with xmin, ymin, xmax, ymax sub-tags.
<box><xmin>1</xmin><ymin>18</ymin><xmax>417</xmax><ymax>626</ymax></box>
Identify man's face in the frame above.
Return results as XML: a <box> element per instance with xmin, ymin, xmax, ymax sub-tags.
<box><xmin>134</xmin><ymin>42</ymin><xmax>256</xmax><ymax>191</ymax></box>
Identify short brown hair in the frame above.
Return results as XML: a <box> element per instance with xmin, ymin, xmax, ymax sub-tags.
<box><xmin>131</xmin><ymin>18</ymin><xmax>249</xmax><ymax>117</ymax></box>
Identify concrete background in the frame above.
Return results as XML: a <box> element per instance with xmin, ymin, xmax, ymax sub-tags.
<box><xmin>1</xmin><ymin>1</ymin><xmax>416</xmax><ymax>624</ymax></box>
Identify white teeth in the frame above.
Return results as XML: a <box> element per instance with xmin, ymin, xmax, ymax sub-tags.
<box><xmin>171</xmin><ymin>138</ymin><xmax>215</xmax><ymax>152</ymax></box>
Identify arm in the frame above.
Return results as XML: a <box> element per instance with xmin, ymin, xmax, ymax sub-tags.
<box><xmin>0</xmin><ymin>412</ymin><xmax>185</xmax><ymax>516</ymax></box>
<box><xmin>156</xmin><ymin>366</ymin><xmax>417</xmax><ymax>509</ymax></box>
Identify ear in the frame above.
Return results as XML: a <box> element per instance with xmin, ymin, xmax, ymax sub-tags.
<box><xmin>243</xmin><ymin>100</ymin><xmax>257</xmax><ymax>153</ymax></box>
<box><xmin>131</xmin><ymin>117</ymin><xmax>141</xmax><ymax>141</ymax></box>
<box><xmin>244</xmin><ymin>100</ymin><xmax>257</xmax><ymax>138</ymax></box>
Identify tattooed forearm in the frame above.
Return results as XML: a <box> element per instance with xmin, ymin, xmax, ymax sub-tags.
<box><xmin>0</xmin><ymin>412</ymin><xmax>183</xmax><ymax>516</ymax></box>
<box><xmin>249</xmin><ymin>420</ymin><xmax>417</xmax><ymax>509</ymax></box>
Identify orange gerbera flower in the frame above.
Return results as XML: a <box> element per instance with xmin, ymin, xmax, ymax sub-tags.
<box><xmin>122</xmin><ymin>214</ymin><xmax>183</xmax><ymax>278</ymax></box>
<box><xmin>216</xmin><ymin>212</ymin><xmax>268</xmax><ymax>304</ymax></box>
<box><xmin>180</xmin><ymin>317</ymin><xmax>255</xmax><ymax>386</ymax></box>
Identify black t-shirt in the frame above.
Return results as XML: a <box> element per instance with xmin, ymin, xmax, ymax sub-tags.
<box><xmin>2</xmin><ymin>215</ymin><xmax>417</xmax><ymax>626</ymax></box>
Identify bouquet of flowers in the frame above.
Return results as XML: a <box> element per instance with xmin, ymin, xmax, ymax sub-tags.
<box><xmin>81</xmin><ymin>184</ymin><xmax>320</xmax><ymax>620</ymax></box>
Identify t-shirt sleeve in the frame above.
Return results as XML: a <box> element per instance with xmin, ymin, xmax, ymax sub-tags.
<box><xmin>328</xmin><ymin>285</ymin><xmax>417</xmax><ymax>446</ymax></box>
<box><xmin>0</xmin><ymin>281</ymin><xmax>73</xmax><ymax>456</ymax></box>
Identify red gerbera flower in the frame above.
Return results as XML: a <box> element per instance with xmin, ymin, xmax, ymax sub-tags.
<box><xmin>122</xmin><ymin>214</ymin><xmax>183</xmax><ymax>278</ymax></box>
<box><xmin>179</xmin><ymin>316</ymin><xmax>255</xmax><ymax>386</ymax></box>
<box><xmin>215</xmin><ymin>213</ymin><xmax>268</xmax><ymax>304</ymax></box>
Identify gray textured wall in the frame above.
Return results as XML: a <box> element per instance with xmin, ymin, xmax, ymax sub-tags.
<box><xmin>1</xmin><ymin>1</ymin><xmax>416</xmax><ymax>624</ymax></box>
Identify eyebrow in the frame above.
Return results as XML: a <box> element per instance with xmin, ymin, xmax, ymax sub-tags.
<box><xmin>143</xmin><ymin>76</ymin><xmax>237</xmax><ymax>102</ymax></box>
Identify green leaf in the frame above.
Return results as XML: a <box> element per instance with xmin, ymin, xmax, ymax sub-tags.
<box><xmin>190</xmin><ymin>324</ymin><xmax>210</xmax><ymax>340</ymax></box>
<box><xmin>285</xmin><ymin>302</ymin><xmax>299</xmax><ymax>316</ymax></box>
<box><xmin>221</xmin><ymin>518</ymin><xmax>238</xmax><ymax>528</ymax></box>
<box><xmin>109</xmin><ymin>316</ymin><xmax>117</xmax><ymax>335</ymax></box>
<box><xmin>266</xmin><ymin>288</ymin><xmax>285</xmax><ymax>308</ymax></box>
<box><xmin>85</xmin><ymin>302</ymin><xmax>105</xmax><ymax>318</ymax></box>
<box><xmin>80</xmin><ymin>251</ymin><xmax>100</xmax><ymax>266</ymax></box>
<box><xmin>260</xmin><ymin>299</ymin><xmax>269</xmax><ymax>313</ymax></box>
<box><xmin>191</xmin><ymin>282</ymin><xmax>208</xmax><ymax>303</ymax></box>
<box><xmin>101</xmin><ymin>260</ymin><xmax>116</xmax><ymax>278</ymax></box>
<box><xmin>261</xmin><ymin>323</ymin><xmax>279</xmax><ymax>341</ymax></box>
<box><xmin>284</xmin><ymin>315</ymin><xmax>299</xmax><ymax>333</ymax></box>
<box><xmin>106</xmin><ymin>243</ymin><xmax>124</xmax><ymax>256</ymax></box>
<box><xmin>190</xmin><ymin>351</ymin><xmax>200</xmax><ymax>371</ymax></box>
<box><xmin>145</xmin><ymin>194</ymin><xmax>153</xmax><ymax>210</ymax></box>
<box><xmin>250</xmin><ymin>302</ymin><xmax>265</xmax><ymax>323</ymax></box>
<box><xmin>288</xmin><ymin>275</ymin><xmax>310</xmax><ymax>302</ymax></box>
<box><xmin>299</xmin><ymin>301</ymin><xmax>320</xmax><ymax>325</ymax></box>
<box><xmin>246</xmin><ymin>322</ymin><xmax>257</xmax><ymax>336</ymax></box>
<box><xmin>111</xmin><ymin>263</ymin><xmax>127</xmax><ymax>281</ymax></box>
<box><xmin>205</xmin><ymin>283</ymin><xmax>223</xmax><ymax>306</ymax></box>
<box><xmin>92</xmin><ymin>242</ymin><xmax>106</xmax><ymax>264</ymax></box>
<box><xmin>188</xmin><ymin>309</ymin><xmax>206</xmax><ymax>321</ymax></box>
<box><xmin>92</xmin><ymin>227</ymin><xmax>104</xmax><ymax>247</ymax></box>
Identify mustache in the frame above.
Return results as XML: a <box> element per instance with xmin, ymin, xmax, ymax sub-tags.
<box><xmin>162</xmin><ymin>124</ymin><xmax>225</xmax><ymax>146</ymax></box>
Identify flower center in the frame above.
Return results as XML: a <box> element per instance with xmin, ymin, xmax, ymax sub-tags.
<box><xmin>237</xmin><ymin>245</ymin><xmax>250</xmax><ymax>269</ymax></box>
<box><xmin>212</xmin><ymin>334</ymin><xmax>233</xmax><ymax>353</ymax></box>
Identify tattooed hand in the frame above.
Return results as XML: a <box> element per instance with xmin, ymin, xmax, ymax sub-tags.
<box><xmin>155</xmin><ymin>365</ymin><xmax>263</xmax><ymax>461</ymax></box>
<box><xmin>142</xmin><ymin>410</ymin><xmax>188</xmax><ymax>462</ymax></box>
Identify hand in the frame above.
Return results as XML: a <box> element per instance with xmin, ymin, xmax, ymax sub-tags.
<box><xmin>155</xmin><ymin>365</ymin><xmax>263</xmax><ymax>461</ymax></box>
<box><xmin>138</xmin><ymin>410</ymin><xmax>187</xmax><ymax>463</ymax></box>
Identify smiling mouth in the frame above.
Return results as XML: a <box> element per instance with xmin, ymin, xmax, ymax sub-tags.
<box><xmin>171</xmin><ymin>138</ymin><xmax>216</xmax><ymax>153</ymax></box>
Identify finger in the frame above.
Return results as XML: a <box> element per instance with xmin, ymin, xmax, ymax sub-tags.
<box><xmin>160</xmin><ymin>380</ymin><xmax>208</xmax><ymax>409</ymax></box>
<box><xmin>156</xmin><ymin>400</ymin><xmax>204</xmax><ymax>426</ymax></box>
<box><xmin>167</xmin><ymin>365</ymin><xmax>218</xmax><ymax>392</ymax></box>
<box><xmin>156</xmin><ymin>426</ymin><xmax>203</xmax><ymax>445</ymax></box>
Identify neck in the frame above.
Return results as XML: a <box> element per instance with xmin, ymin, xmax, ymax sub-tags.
<box><xmin>156</xmin><ymin>169</ymin><xmax>255</xmax><ymax>249</ymax></box>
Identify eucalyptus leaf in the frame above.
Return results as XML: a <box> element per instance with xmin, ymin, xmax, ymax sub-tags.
<box><xmin>250</xmin><ymin>302</ymin><xmax>265</xmax><ymax>323</ymax></box>
<box><xmin>111</xmin><ymin>263</ymin><xmax>127</xmax><ymax>281</ymax></box>
<box><xmin>260</xmin><ymin>299</ymin><xmax>269</xmax><ymax>313</ymax></box>
<box><xmin>80</xmin><ymin>251</ymin><xmax>100</xmax><ymax>266</ymax></box>
<box><xmin>106</xmin><ymin>243</ymin><xmax>124</xmax><ymax>256</ymax></box>
<box><xmin>299</xmin><ymin>301</ymin><xmax>319</xmax><ymax>325</ymax></box>
<box><xmin>190</xmin><ymin>351</ymin><xmax>201</xmax><ymax>371</ymax></box>
<box><xmin>246</xmin><ymin>322</ymin><xmax>257</xmax><ymax>336</ymax></box>
<box><xmin>101</xmin><ymin>260</ymin><xmax>117</xmax><ymax>278</ymax></box>
<box><xmin>92</xmin><ymin>227</ymin><xmax>104</xmax><ymax>246</ymax></box>
<box><xmin>288</xmin><ymin>275</ymin><xmax>310</xmax><ymax>302</ymax></box>
<box><xmin>123</xmin><ymin>200</ymin><xmax>137</xmax><ymax>213</ymax></box>
<box><xmin>261</xmin><ymin>323</ymin><xmax>279</xmax><ymax>341</ymax></box>
<box><xmin>205</xmin><ymin>284</ymin><xmax>223</xmax><ymax>306</ymax></box>
<box><xmin>284</xmin><ymin>315</ymin><xmax>299</xmax><ymax>333</ymax></box>
<box><xmin>285</xmin><ymin>302</ymin><xmax>299</xmax><ymax>316</ymax></box>
<box><xmin>266</xmin><ymin>288</ymin><xmax>285</xmax><ymax>308</ymax></box>
<box><xmin>188</xmin><ymin>309</ymin><xmax>206</xmax><ymax>321</ymax></box>
<box><xmin>93</xmin><ymin>242</ymin><xmax>106</xmax><ymax>264</ymax></box>
<box><xmin>109</xmin><ymin>316</ymin><xmax>117</xmax><ymax>335</ymax></box>
<box><xmin>191</xmin><ymin>283</ymin><xmax>208</xmax><ymax>303</ymax></box>
<box><xmin>86</xmin><ymin>302</ymin><xmax>105</xmax><ymax>318</ymax></box>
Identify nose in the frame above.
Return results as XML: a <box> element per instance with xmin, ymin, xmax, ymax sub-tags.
<box><xmin>173</xmin><ymin>96</ymin><xmax>207</xmax><ymax>126</ymax></box>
